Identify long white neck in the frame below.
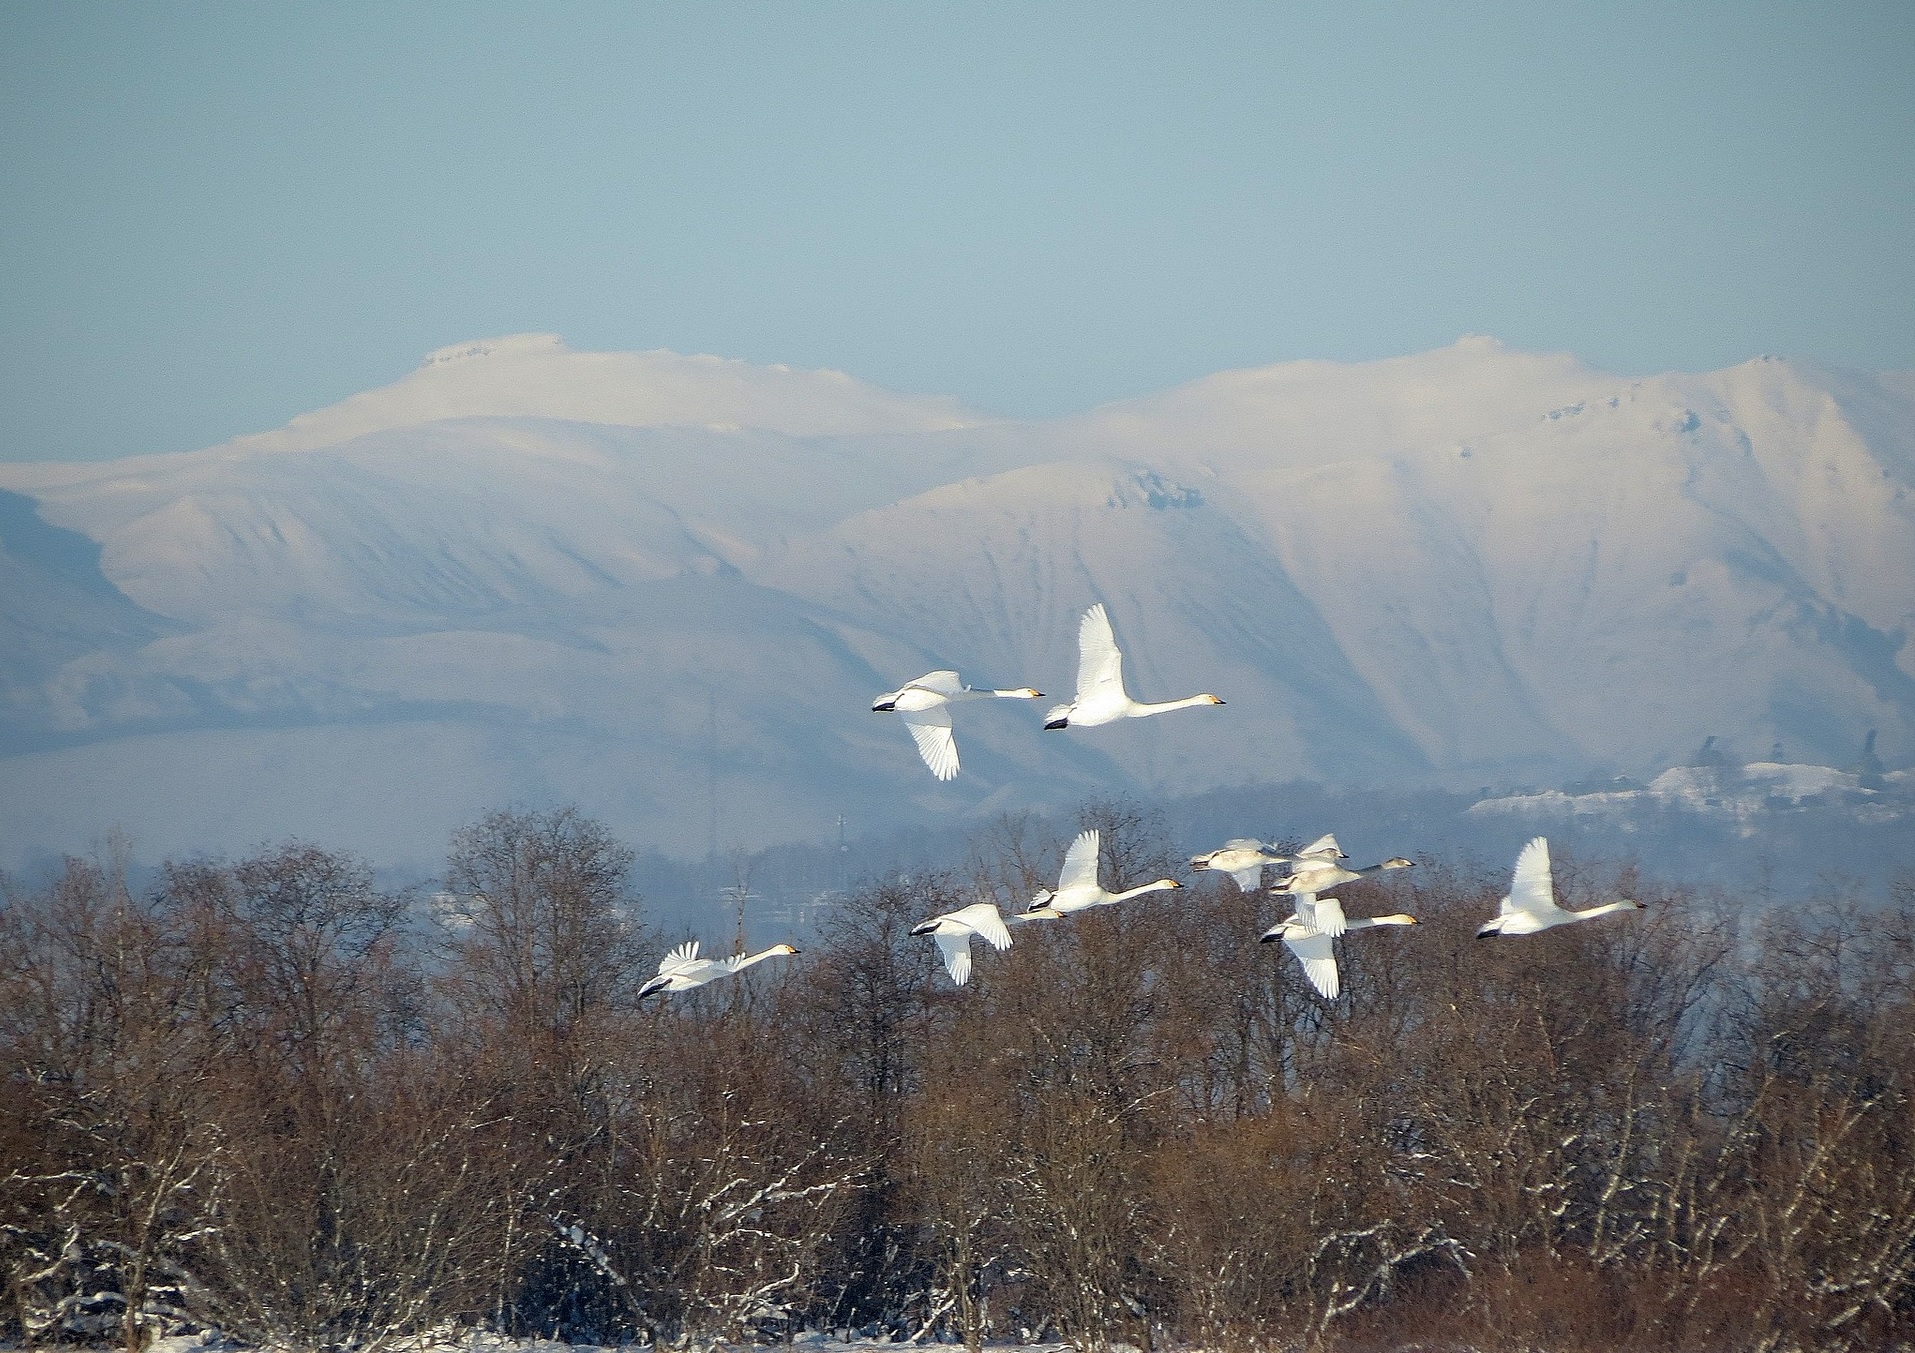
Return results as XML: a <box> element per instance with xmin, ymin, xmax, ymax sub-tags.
<box><xmin>1570</xmin><ymin>900</ymin><xmax>1639</xmax><ymax>920</ymax></box>
<box><xmin>1344</xmin><ymin>914</ymin><xmax>1417</xmax><ymax>930</ymax></box>
<box><xmin>732</xmin><ymin>947</ymin><xmax>789</xmax><ymax>971</ymax></box>
<box><xmin>1112</xmin><ymin>879</ymin><xmax>1181</xmax><ymax>903</ymax></box>
<box><xmin>1128</xmin><ymin>694</ymin><xmax>1216</xmax><ymax>717</ymax></box>
<box><xmin>1353</xmin><ymin>860</ymin><xmax>1412</xmax><ymax>878</ymax></box>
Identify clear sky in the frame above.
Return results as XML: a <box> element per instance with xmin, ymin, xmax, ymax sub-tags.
<box><xmin>3</xmin><ymin>1</ymin><xmax>1912</xmax><ymax>462</ymax></box>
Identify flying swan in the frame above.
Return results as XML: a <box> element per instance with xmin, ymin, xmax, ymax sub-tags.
<box><xmin>873</xmin><ymin>671</ymin><xmax>1043</xmax><ymax>780</ymax></box>
<box><xmin>1476</xmin><ymin>836</ymin><xmax>1643</xmax><ymax>937</ymax></box>
<box><xmin>911</xmin><ymin>901</ymin><xmax>1014</xmax><ymax>986</ymax></box>
<box><xmin>1271</xmin><ymin>849</ymin><xmax>1414</xmax><ymax>896</ymax></box>
<box><xmin>638</xmin><ymin>939</ymin><xmax>800</xmax><ymax>998</ymax></box>
<box><xmin>1043</xmin><ymin>604</ymin><xmax>1223</xmax><ymax>730</ymax></box>
<box><xmin>1022</xmin><ymin>828</ymin><xmax>1182</xmax><ymax>916</ymax></box>
<box><xmin>1192</xmin><ymin>832</ymin><xmax>1348</xmax><ymax>892</ymax></box>
<box><xmin>1260</xmin><ymin>893</ymin><xmax>1417</xmax><ymax>999</ymax></box>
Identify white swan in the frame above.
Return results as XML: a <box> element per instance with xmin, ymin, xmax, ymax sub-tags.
<box><xmin>1259</xmin><ymin>893</ymin><xmax>1418</xmax><ymax>999</ymax></box>
<box><xmin>872</xmin><ymin>670</ymin><xmax>1043</xmax><ymax>780</ymax></box>
<box><xmin>910</xmin><ymin>901</ymin><xmax>1013</xmax><ymax>985</ymax></box>
<box><xmin>1191</xmin><ymin>832</ymin><xmax>1348</xmax><ymax>892</ymax></box>
<box><xmin>1022</xmin><ymin>829</ymin><xmax>1182</xmax><ymax>915</ymax></box>
<box><xmin>638</xmin><ymin>939</ymin><xmax>800</xmax><ymax>998</ymax></box>
<box><xmin>1043</xmin><ymin>604</ymin><xmax>1223</xmax><ymax>730</ymax></box>
<box><xmin>1272</xmin><ymin>852</ymin><xmax>1414</xmax><ymax>895</ymax></box>
<box><xmin>1476</xmin><ymin>837</ymin><xmax>1643</xmax><ymax>937</ymax></box>
<box><xmin>1191</xmin><ymin>839</ymin><xmax>1292</xmax><ymax>892</ymax></box>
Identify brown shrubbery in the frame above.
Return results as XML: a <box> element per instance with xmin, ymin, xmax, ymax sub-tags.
<box><xmin>4</xmin><ymin>806</ymin><xmax>1914</xmax><ymax>1352</ymax></box>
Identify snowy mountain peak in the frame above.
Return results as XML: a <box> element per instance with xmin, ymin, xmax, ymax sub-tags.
<box><xmin>0</xmin><ymin>340</ymin><xmax>1910</xmax><ymax>868</ymax></box>
<box><xmin>200</xmin><ymin>334</ymin><xmax>989</xmax><ymax>459</ymax></box>
<box><xmin>422</xmin><ymin>333</ymin><xmax>568</xmax><ymax>365</ymax></box>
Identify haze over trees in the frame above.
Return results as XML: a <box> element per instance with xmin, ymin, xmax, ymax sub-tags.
<box><xmin>5</xmin><ymin>805</ymin><xmax>1915</xmax><ymax>1353</ymax></box>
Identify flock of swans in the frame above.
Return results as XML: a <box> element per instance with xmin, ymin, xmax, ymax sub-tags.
<box><xmin>638</xmin><ymin>603</ymin><xmax>1642</xmax><ymax>1001</ymax></box>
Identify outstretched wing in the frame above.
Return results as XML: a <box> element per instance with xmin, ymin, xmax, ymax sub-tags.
<box><xmin>934</xmin><ymin>931</ymin><xmax>974</xmax><ymax>986</ymax></box>
<box><xmin>1075</xmin><ymin>604</ymin><xmax>1127</xmax><ymax>702</ymax></box>
<box><xmin>949</xmin><ymin>901</ymin><xmax>1013</xmax><ymax>951</ymax></box>
<box><xmin>1229</xmin><ymin>865</ymin><xmax>1264</xmax><ymax>892</ymax></box>
<box><xmin>1059</xmin><ymin>829</ymin><xmax>1101</xmax><ymax>892</ymax></box>
<box><xmin>907</xmin><ymin>670</ymin><xmax>966</xmax><ymax>696</ymax></box>
<box><xmin>658</xmin><ymin>939</ymin><xmax>701</xmax><ymax>974</ymax></box>
<box><xmin>1283</xmin><ymin>928</ymin><xmax>1341</xmax><ymax>999</ymax></box>
<box><xmin>901</xmin><ymin>704</ymin><xmax>959</xmax><ymax>780</ymax></box>
<box><xmin>1298</xmin><ymin>833</ymin><xmax>1342</xmax><ymax>860</ymax></box>
<box><xmin>1505</xmin><ymin>837</ymin><xmax>1558</xmax><ymax>916</ymax></box>
<box><xmin>1293</xmin><ymin>893</ymin><xmax>1346</xmax><ymax>937</ymax></box>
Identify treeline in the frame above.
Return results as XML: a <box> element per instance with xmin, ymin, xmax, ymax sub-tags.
<box><xmin>4</xmin><ymin>804</ymin><xmax>1915</xmax><ymax>1353</ymax></box>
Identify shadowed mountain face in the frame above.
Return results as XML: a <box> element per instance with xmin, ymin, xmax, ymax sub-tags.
<box><xmin>1</xmin><ymin>336</ymin><xmax>1910</xmax><ymax>867</ymax></box>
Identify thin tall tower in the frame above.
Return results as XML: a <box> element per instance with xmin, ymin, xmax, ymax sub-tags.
<box><xmin>706</xmin><ymin>691</ymin><xmax>719</xmax><ymax>863</ymax></box>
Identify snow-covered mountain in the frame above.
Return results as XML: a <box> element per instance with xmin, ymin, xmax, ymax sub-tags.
<box><xmin>2</xmin><ymin>334</ymin><xmax>1910</xmax><ymax>868</ymax></box>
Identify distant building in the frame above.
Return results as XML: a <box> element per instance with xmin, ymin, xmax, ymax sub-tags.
<box><xmin>1852</xmin><ymin>729</ymin><xmax>1888</xmax><ymax>792</ymax></box>
<box><xmin>1689</xmin><ymin>735</ymin><xmax>1731</xmax><ymax>769</ymax></box>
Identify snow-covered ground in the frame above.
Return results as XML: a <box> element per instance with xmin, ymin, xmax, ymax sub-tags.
<box><xmin>1469</xmin><ymin>762</ymin><xmax>1915</xmax><ymax>834</ymax></box>
<box><xmin>145</xmin><ymin>1333</ymin><xmax>1085</xmax><ymax>1353</ymax></box>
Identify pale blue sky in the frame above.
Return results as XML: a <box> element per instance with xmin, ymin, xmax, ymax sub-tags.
<box><xmin>3</xmin><ymin>1</ymin><xmax>1912</xmax><ymax>461</ymax></box>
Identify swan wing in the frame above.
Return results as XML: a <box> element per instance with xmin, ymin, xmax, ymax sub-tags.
<box><xmin>659</xmin><ymin>939</ymin><xmax>701</xmax><ymax>974</ymax></box>
<box><xmin>907</xmin><ymin>670</ymin><xmax>966</xmax><ymax>696</ymax></box>
<box><xmin>934</xmin><ymin>931</ymin><xmax>974</xmax><ymax>986</ymax></box>
<box><xmin>1506</xmin><ymin>836</ymin><xmax>1558</xmax><ymax>916</ymax></box>
<box><xmin>1303</xmin><ymin>894</ymin><xmax>1346</xmax><ymax>937</ymax></box>
<box><xmin>901</xmin><ymin>704</ymin><xmax>960</xmax><ymax>780</ymax></box>
<box><xmin>1283</xmin><ymin>928</ymin><xmax>1341</xmax><ymax>1000</ymax></box>
<box><xmin>1298</xmin><ymin>833</ymin><xmax>1342</xmax><ymax>860</ymax></box>
<box><xmin>1229</xmin><ymin>865</ymin><xmax>1264</xmax><ymax>892</ymax></box>
<box><xmin>1059</xmin><ymin>829</ymin><xmax>1101</xmax><ymax>892</ymax></box>
<box><xmin>1075</xmin><ymin>603</ymin><xmax>1127</xmax><ymax>702</ymax></box>
<box><xmin>950</xmin><ymin>901</ymin><xmax>1012</xmax><ymax>950</ymax></box>
<box><xmin>1223</xmin><ymin>837</ymin><xmax>1265</xmax><ymax>852</ymax></box>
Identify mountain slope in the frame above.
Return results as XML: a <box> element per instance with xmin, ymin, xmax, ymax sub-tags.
<box><xmin>0</xmin><ymin>335</ymin><xmax>1908</xmax><ymax>867</ymax></box>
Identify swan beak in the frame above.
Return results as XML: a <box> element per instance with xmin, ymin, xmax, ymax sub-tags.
<box><xmin>1258</xmin><ymin>930</ymin><xmax>1280</xmax><ymax>943</ymax></box>
<box><xmin>1404</xmin><ymin>917</ymin><xmax>1419</xmax><ymax>925</ymax></box>
<box><xmin>1208</xmin><ymin>695</ymin><xmax>1226</xmax><ymax>705</ymax></box>
<box><xmin>1632</xmin><ymin>900</ymin><xmax>1646</xmax><ymax>909</ymax></box>
<box><xmin>909</xmin><ymin>920</ymin><xmax>937</xmax><ymax>937</ymax></box>
<box><xmin>1166</xmin><ymin>880</ymin><xmax>1184</xmax><ymax>889</ymax></box>
<box><xmin>1044</xmin><ymin>716</ymin><xmax>1069</xmax><ymax>730</ymax></box>
<box><xmin>872</xmin><ymin>700</ymin><xmax>896</xmax><ymax>712</ymax></box>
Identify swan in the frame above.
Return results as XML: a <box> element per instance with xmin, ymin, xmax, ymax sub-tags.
<box><xmin>910</xmin><ymin>901</ymin><xmax>1013</xmax><ymax>985</ymax></box>
<box><xmin>1272</xmin><ymin>852</ymin><xmax>1414</xmax><ymax>895</ymax></box>
<box><xmin>872</xmin><ymin>670</ymin><xmax>1044</xmax><ymax>780</ymax></box>
<box><xmin>1191</xmin><ymin>832</ymin><xmax>1349</xmax><ymax>892</ymax></box>
<box><xmin>1259</xmin><ymin>893</ymin><xmax>1418</xmax><ymax>999</ymax></box>
<box><xmin>1043</xmin><ymin>604</ymin><xmax>1224</xmax><ymax>730</ymax></box>
<box><xmin>1022</xmin><ymin>829</ymin><xmax>1182</xmax><ymax>915</ymax></box>
<box><xmin>1190</xmin><ymin>839</ymin><xmax>1293</xmax><ymax>892</ymax></box>
<box><xmin>638</xmin><ymin>939</ymin><xmax>800</xmax><ymax>998</ymax></box>
<box><xmin>1476</xmin><ymin>836</ymin><xmax>1643</xmax><ymax>937</ymax></box>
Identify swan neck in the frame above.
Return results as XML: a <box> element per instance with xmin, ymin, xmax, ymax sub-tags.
<box><xmin>1133</xmin><ymin>694</ymin><xmax>1215</xmax><ymax>715</ymax></box>
<box><xmin>1573</xmin><ymin>900</ymin><xmax>1639</xmax><ymax>920</ymax></box>
<box><xmin>1113</xmin><ymin>880</ymin><xmax>1179</xmax><ymax>902</ymax></box>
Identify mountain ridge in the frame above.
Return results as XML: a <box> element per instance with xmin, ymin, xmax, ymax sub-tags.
<box><xmin>0</xmin><ymin>336</ymin><xmax>1909</xmax><ymax>868</ymax></box>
